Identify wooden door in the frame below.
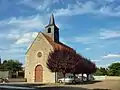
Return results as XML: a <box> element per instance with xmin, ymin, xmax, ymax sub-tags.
<box><xmin>35</xmin><ymin>65</ymin><xmax>43</xmax><ymax>82</ymax></box>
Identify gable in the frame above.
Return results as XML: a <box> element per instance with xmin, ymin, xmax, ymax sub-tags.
<box><xmin>26</xmin><ymin>32</ymin><xmax>53</xmax><ymax>55</ymax></box>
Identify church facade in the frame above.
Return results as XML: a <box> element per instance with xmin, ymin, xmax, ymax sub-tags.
<box><xmin>25</xmin><ymin>14</ymin><xmax>73</xmax><ymax>83</ymax></box>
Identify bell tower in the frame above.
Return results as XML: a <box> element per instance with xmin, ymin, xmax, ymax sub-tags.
<box><xmin>44</xmin><ymin>14</ymin><xmax>59</xmax><ymax>42</ymax></box>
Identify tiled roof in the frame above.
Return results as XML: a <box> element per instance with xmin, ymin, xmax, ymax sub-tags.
<box><xmin>42</xmin><ymin>33</ymin><xmax>74</xmax><ymax>51</ymax></box>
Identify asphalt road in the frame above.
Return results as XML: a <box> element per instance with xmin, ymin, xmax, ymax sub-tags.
<box><xmin>0</xmin><ymin>84</ymin><xmax>89</xmax><ymax>90</ymax></box>
<box><xmin>0</xmin><ymin>85</ymin><xmax>35</xmax><ymax>90</ymax></box>
<box><xmin>0</xmin><ymin>81</ymin><xmax>112</xmax><ymax>90</ymax></box>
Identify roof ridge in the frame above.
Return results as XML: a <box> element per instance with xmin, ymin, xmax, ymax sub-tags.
<box><xmin>42</xmin><ymin>33</ymin><xmax>73</xmax><ymax>51</ymax></box>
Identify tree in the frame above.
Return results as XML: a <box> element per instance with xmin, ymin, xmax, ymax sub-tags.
<box><xmin>47</xmin><ymin>50</ymin><xmax>62</xmax><ymax>83</ymax></box>
<box><xmin>100</xmin><ymin>67</ymin><xmax>108</xmax><ymax>75</ymax></box>
<box><xmin>94</xmin><ymin>67</ymin><xmax>108</xmax><ymax>76</ymax></box>
<box><xmin>47</xmin><ymin>48</ymin><xmax>78</xmax><ymax>83</ymax></box>
<box><xmin>0</xmin><ymin>60</ymin><xmax>23</xmax><ymax>72</ymax></box>
<box><xmin>80</xmin><ymin>58</ymin><xmax>96</xmax><ymax>81</ymax></box>
<box><xmin>70</xmin><ymin>54</ymin><xmax>85</xmax><ymax>80</ymax></box>
<box><xmin>47</xmin><ymin>48</ymin><xmax>97</xmax><ymax>83</ymax></box>
<box><xmin>108</xmin><ymin>62</ymin><xmax>120</xmax><ymax>76</ymax></box>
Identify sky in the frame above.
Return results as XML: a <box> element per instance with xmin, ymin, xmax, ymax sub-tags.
<box><xmin>0</xmin><ymin>0</ymin><xmax>120</xmax><ymax>67</ymax></box>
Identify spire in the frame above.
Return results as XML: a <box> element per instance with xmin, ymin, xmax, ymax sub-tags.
<box><xmin>49</xmin><ymin>14</ymin><xmax>55</xmax><ymax>25</ymax></box>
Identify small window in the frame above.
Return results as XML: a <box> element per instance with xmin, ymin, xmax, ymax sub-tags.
<box><xmin>48</xmin><ymin>28</ymin><xmax>51</xmax><ymax>33</ymax></box>
<box><xmin>37</xmin><ymin>52</ymin><xmax>42</xmax><ymax>58</ymax></box>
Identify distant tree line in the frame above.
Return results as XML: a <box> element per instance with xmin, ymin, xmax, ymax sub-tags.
<box><xmin>0</xmin><ymin>59</ymin><xmax>23</xmax><ymax>73</ymax></box>
<box><xmin>94</xmin><ymin>62</ymin><xmax>120</xmax><ymax>76</ymax></box>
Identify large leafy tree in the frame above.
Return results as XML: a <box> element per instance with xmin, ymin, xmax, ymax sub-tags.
<box><xmin>47</xmin><ymin>50</ymin><xmax>62</xmax><ymax>83</ymax></box>
<box><xmin>47</xmin><ymin>48</ymin><xmax>97</xmax><ymax>83</ymax></box>
<box><xmin>70</xmin><ymin>55</ymin><xmax>84</xmax><ymax>75</ymax></box>
<box><xmin>77</xmin><ymin>58</ymin><xmax>96</xmax><ymax>81</ymax></box>
<box><xmin>47</xmin><ymin>48</ymin><xmax>78</xmax><ymax>83</ymax></box>
<box><xmin>108</xmin><ymin>62</ymin><xmax>120</xmax><ymax>76</ymax></box>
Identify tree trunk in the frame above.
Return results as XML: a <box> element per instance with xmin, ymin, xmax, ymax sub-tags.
<box><xmin>87</xmin><ymin>74</ymin><xmax>89</xmax><ymax>81</ymax></box>
<box><xmin>63</xmin><ymin>73</ymin><xmax>66</xmax><ymax>84</ymax></box>
<box><xmin>55</xmin><ymin>72</ymin><xmax>57</xmax><ymax>83</ymax></box>
<box><xmin>73</xmin><ymin>73</ymin><xmax>76</xmax><ymax>80</ymax></box>
<box><xmin>81</xmin><ymin>73</ymin><xmax>83</xmax><ymax>82</ymax></box>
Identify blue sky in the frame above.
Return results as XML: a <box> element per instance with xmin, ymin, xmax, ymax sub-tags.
<box><xmin>0</xmin><ymin>0</ymin><xmax>120</xmax><ymax>67</ymax></box>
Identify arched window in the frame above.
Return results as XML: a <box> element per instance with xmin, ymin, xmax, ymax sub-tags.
<box><xmin>48</xmin><ymin>28</ymin><xmax>51</xmax><ymax>33</ymax></box>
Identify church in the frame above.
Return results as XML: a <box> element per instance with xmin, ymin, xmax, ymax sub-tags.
<box><xmin>25</xmin><ymin>14</ymin><xmax>73</xmax><ymax>83</ymax></box>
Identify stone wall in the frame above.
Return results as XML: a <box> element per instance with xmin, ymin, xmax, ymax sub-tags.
<box><xmin>25</xmin><ymin>33</ymin><xmax>55</xmax><ymax>83</ymax></box>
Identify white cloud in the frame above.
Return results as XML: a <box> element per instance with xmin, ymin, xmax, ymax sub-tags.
<box><xmin>100</xmin><ymin>30</ymin><xmax>120</xmax><ymax>39</ymax></box>
<box><xmin>0</xmin><ymin>14</ymin><xmax>49</xmax><ymax>42</ymax></box>
<box><xmin>54</xmin><ymin>0</ymin><xmax>120</xmax><ymax>17</ymax></box>
<box><xmin>102</xmin><ymin>54</ymin><xmax>120</xmax><ymax>59</ymax></box>
<box><xmin>0</xmin><ymin>30</ymin><xmax>21</xmax><ymax>41</ymax></box>
<box><xmin>20</xmin><ymin>0</ymin><xmax>53</xmax><ymax>11</ymax></box>
<box><xmin>1</xmin><ymin>32</ymin><xmax>38</xmax><ymax>59</ymax></box>
<box><xmin>0</xmin><ymin>32</ymin><xmax>20</xmax><ymax>40</ymax></box>
<box><xmin>66</xmin><ymin>28</ymin><xmax>120</xmax><ymax>45</ymax></box>
<box><xmin>54</xmin><ymin>1</ymin><xmax>96</xmax><ymax>16</ymax></box>
<box><xmin>7</xmin><ymin>34</ymin><xmax>20</xmax><ymax>40</ymax></box>
<box><xmin>16</xmin><ymin>38</ymin><xmax>30</xmax><ymax>45</ymax></box>
<box><xmin>16</xmin><ymin>32</ymin><xmax>38</xmax><ymax>44</ymax></box>
<box><xmin>97</xmin><ymin>64</ymin><xmax>110</xmax><ymax>68</ymax></box>
<box><xmin>0</xmin><ymin>14</ymin><xmax>42</xmax><ymax>57</ymax></box>
<box><xmin>8</xmin><ymin>15</ymin><xmax>45</xmax><ymax>30</ymax></box>
<box><xmin>91</xmin><ymin>59</ymin><xmax>100</xmax><ymax>62</ymax></box>
<box><xmin>0</xmin><ymin>15</ymin><xmax>47</xmax><ymax>38</ymax></box>
<box><xmin>85</xmin><ymin>48</ymin><xmax>91</xmax><ymax>51</ymax></box>
<box><xmin>6</xmin><ymin>48</ymin><xmax>26</xmax><ymax>54</ymax></box>
<box><xmin>74</xmin><ymin>37</ymin><xmax>93</xmax><ymax>44</ymax></box>
<box><xmin>19</xmin><ymin>0</ymin><xmax>65</xmax><ymax>11</ymax></box>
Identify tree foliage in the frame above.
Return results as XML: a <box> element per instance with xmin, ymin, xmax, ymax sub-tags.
<box><xmin>47</xmin><ymin>48</ymin><xmax>97</xmax><ymax>83</ymax></box>
<box><xmin>0</xmin><ymin>60</ymin><xmax>23</xmax><ymax>72</ymax></box>
<box><xmin>94</xmin><ymin>62</ymin><xmax>120</xmax><ymax>76</ymax></box>
<box><xmin>94</xmin><ymin>67</ymin><xmax>108</xmax><ymax>76</ymax></box>
<box><xmin>108</xmin><ymin>62</ymin><xmax>120</xmax><ymax>76</ymax></box>
<box><xmin>47</xmin><ymin>49</ymin><xmax>78</xmax><ymax>77</ymax></box>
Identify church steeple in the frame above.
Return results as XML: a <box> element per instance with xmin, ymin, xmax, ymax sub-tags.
<box><xmin>49</xmin><ymin>14</ymin><xmax>55</xmax><ymax>25</ymax></box>
<box><xmin>44</xmin><ymin>14</ymin><xmax>59</xmax><ymax>42</ymax></box>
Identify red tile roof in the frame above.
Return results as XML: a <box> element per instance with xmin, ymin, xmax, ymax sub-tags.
<box><xmin>42</xmin><ymin>33</ymin><xmax>74</xmax><ymax>51</ymax></box>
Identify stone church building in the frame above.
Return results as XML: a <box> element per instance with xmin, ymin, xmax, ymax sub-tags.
<box><xmin>25</xmin><ymin>14</ymin><xmax>73</xmax><ymax>83</ymax></box>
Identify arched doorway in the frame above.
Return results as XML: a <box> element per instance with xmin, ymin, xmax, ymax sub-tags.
<box><xmin>35</xmin><ymin>65</ymin><xmax>43</xmax><ymax>82</ymax></box>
